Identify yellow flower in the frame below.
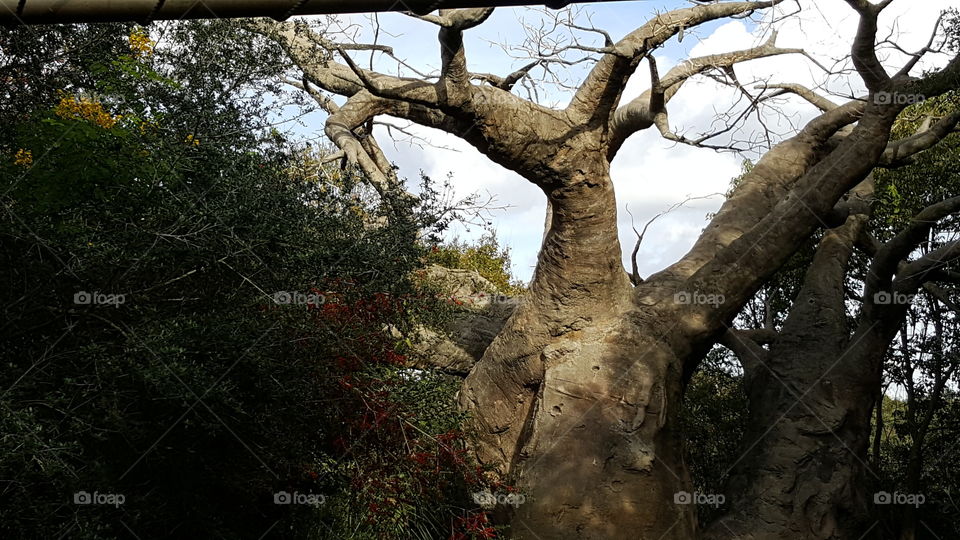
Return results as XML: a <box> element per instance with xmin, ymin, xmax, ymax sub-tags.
<box><xmin>13</xmin><ymin>148</ymin><xmax>32</xmax><ymax>167</ymax></box>
<box><xmin>54</xmin><ymin>94</ymin><xmax>121</xmax><ymax>129</ymax></box>
<box><xmin>128</xmin><ymin>28</ymin><xmax>155</xmax><ymax>56</ymax></box>
<box><xmin>185</xmin><ymin>134</ymin><xmax>200</xmax><ymax>147</ymax></box>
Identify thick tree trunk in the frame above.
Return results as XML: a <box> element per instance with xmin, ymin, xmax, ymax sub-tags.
<box><xmin>460</xmin><ymin>156</ymin><xmax>698</xmax><ymax>539</ymax></box>
<box><xmin>487</xmin><ymin>300</ymin><xmax>696</xmax><ymax>539</ymax></box>
<box><xmin>706</xmin><ymin>202</ymin><xmax>910</xmax><ymax>539</ymax></box>
<box><xmin>711</xmin><ymin>343</ymin><xmax>880</xmax><ymax>539</ymax></box>
<box><xmin>460</xmin><ymin>103</ymin><xmax>903</xmax><ymax>539</ymax></box>
<box><xmin>705</xmin><ymin>216</ymin><xmax>874</xmax><ymax>539</ymax></box>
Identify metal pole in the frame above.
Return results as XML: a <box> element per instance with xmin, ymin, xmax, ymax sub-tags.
<box><xmin>0</xmin><ymin>0</ymin><xmax>625</xmax><ymax>25</ymax></box>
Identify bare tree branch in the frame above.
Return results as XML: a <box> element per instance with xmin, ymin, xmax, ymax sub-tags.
<box><xmin>843</xmin><ymin>0</ymin><xmax>894</xmax><ymax>91</ymax></box>
<box><xmin>894</xmin><ymin>11</ymin><xmax>948</xmax><ymax>78</ymax></box>
<box><xmin>879</xmin><ymin>110</ymin><xmax>960</xmax><ymax>167</ymax></box>
<box><xmin>719</xmin><ymin>328</ymin><xmax>772</xmax><ymax>370</ymax></box>
<box><xmin>626</xmin><ymin>194</ymin><xmax>723</xmax><ymax>285</ymax></box>
<box><xmin>868</xmin><ymin>196</ymin><xmax>960</xmax><ymax>293</ymax></box>
<box><xmin>570</xmin><ymin>1</ymin><xmax>785</xmax><ymax>123</ymax></box>
<box><xmin>610</xmin><ymin>30</ymin><xmax>806</xmax><ymax>153</ymax></box>
<box><xmin>758</xmin><ymin>83</ymin><xmax>840</xmax><ymax>112</ymax></box>
<box><xmin>896</xmin><ymin>240</ymin><xmax>960</xmax><ymax>293</ymax></box>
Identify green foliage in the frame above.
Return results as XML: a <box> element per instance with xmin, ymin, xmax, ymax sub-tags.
<box><xmin>0</xmin><ymin>23</ymin><xmax>132</xmax><ymax>138</ymax></box>
<box><xmin>873</xmin><ymin>92</ymin><xmax>960</xmax><ymax>232</ymax></box>
<box><xmin>679</xmin><ymin>349</ymin><xmax>747</xmax><ymax>524</ymax></box>
<box><xmin>871</xmin><ymin>283</ymin><xmax>960</xmax><ymax>539</ymax></box>
<box><xmin>0</xmin><ymin>21</ymin><xmax>485</xmax><ymax>540</ymax></box>
<box><xmin>861</xmin><ymin>94</ymin><xmax>960</xmax><ymax>536</ymax></box>
<box><xmin>948</xmin><ymin>9</ymin><xmax>960</xmax><ymax>53</ymax></box>
<box><xmin>425</xmin><ymin>232</ymin><xmax>524</xmax><ymax>295</ymax></box>
<box><xmin>873</xmin><ymin>392</ymin><xmax>960</xmax><ymax>538</ymax></box>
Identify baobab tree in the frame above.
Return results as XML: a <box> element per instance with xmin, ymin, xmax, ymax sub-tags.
<box><xmin>244</xmin><ymin>1</ymin><xmax>960</xmax><ymax>538</ymax></box>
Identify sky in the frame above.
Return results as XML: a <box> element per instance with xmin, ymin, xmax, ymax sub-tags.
<box><xmin>292</xmin><ymin>0</ymin><xmax>960</xmax><ymax>283</ymax></box>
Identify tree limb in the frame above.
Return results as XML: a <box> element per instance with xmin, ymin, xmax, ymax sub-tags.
<box><xmin>719</xmin><ymin>327</ymin><xmax>772</xmax><ymax>370</ymax></box>
<box><xmin>879</xmin><ymin>110</ymin><xmax>960</xmax><ymax>167</ymax></box>
<box><xmin>896</xmin><ymin>241</ymin><xmax>960</xmax><ymax>293</ymax></box>
<box><xmin>843</xmin><ymin>0</ymin><xmax>893</xmax><ymax>91</ymax></box>
<box><xmin>569</xmin><ymin>0</ymin><xmax>784</xmax><ymax>124</ymax></box>
<box><xmin>758</xmin><ymin>83</ymin><xmax>840</xmax><ymax>112</ymax></box>
<box><xmin>610</xmin><ymin>30</ymin><xmax>805</xmax><ymax>153</ymax></box>
<box><xmin>867</xmin><ymin>195</ymin><xmax>960</xmax><ymax>294</ymax></box>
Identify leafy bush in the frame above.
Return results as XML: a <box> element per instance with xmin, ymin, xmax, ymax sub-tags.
<box><xmin>425</xmin><ymin>233</ymin><xmax>524</xmax><ymax>295</ymax></box>
<box><xmin>679</xmin><ymin>348</ymin><xmax>747</xmax><ymax>524</ymax></box>
<box><xmin>0</xmin><ymin>21</ymin><xmax>494</xmax><ymax>540</ymax></box>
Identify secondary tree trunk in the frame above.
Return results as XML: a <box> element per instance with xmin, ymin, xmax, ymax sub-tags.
<box><xmin>711</xmin><ymin>341</ymin><xmax>881</xmax><ymax>539</ymax></box>
<box><xmin>709</xmin><ymin>215</ymin><xmax>876</xmax><ymax>539</ymax></box>
<box><xmin>706</xmin><ymin>196</ymin><xmax>915</xmax><ymax>539</ymax></box>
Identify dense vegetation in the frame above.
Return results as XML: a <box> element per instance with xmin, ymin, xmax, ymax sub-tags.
<box><xmin>0</xmin><ymin>21</ymin><xmax>506</xmax><ymax>539</ymax></box>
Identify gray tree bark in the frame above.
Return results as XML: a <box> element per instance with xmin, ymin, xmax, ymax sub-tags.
<box><xmin>710</xmin><ymin>178</ymin><xmax>960</xmax><ymax>539</ymax></box>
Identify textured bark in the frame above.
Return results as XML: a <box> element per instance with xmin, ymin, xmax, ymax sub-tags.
<box><xmin>709</xmin><ymin>180</ymin><xmax>960</xmax><ymax>539</ymax></box>
<box><xmin>459</xmin><ymin>155</ymin><xmax>696</xmax><ymax>538</ymax></box>
<box><xmin>408</xmin><ymin>265</ymin><xmax>517</xmax><ymax>375</ymax></box>
<box><xmin>713</xmin><ymin>319</ymin><xmax>928</xmax><ymax>540</ymax></box>
<box><xmin>708</xmin><ymin>213</ymin><xmax>883</xmax><ymax>539</ymax></box>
